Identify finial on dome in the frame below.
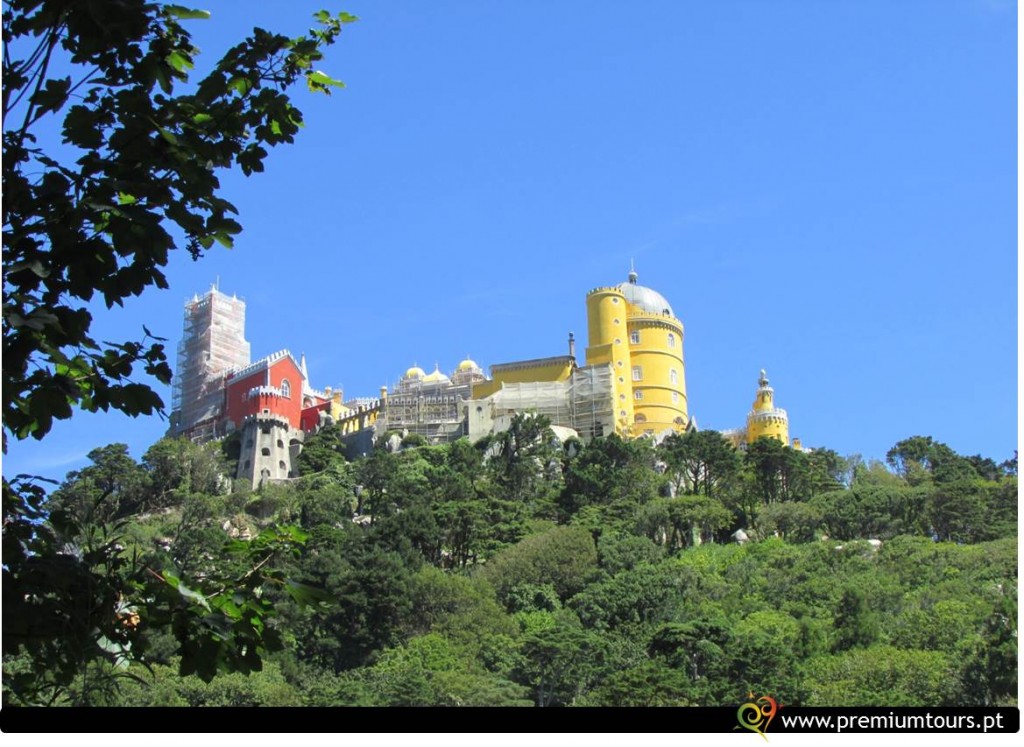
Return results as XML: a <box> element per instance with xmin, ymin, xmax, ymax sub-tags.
<box><xmin>628</xmin><ymin>258</ymin><xmax>638</xmax><ymax>284</ymax></box>
<box><xmin>759</xmin><ymin>369</ymin><xmax>769</xmax><ymax>387</ymax></box>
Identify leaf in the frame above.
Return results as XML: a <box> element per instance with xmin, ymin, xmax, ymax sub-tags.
<box><xmin>166</xmin><ymin>50</ymin><xmax>194</xmax><ymax>73</ymax></box>
<box><xmin>306</xmin><ymin>70</ymin><xmax>345</xmax><ymax>91</ymax></box>
<box><xmin>117</xmin><ymin>193</ymin><xmax>137</xmax><ymax>205</ymax></box>
<box><xmin>191</xmin><ymin>112</ymin><xmax>213</xmax><ymax>124</ymax></box>
<box><xmin>285</xmin><ymin>580</ymin><xmax>333</xmax><ymax>607</ymax></box>
<box><xmin>30</xmin><ymin>77</ymin><xmax>71</xmax><ymax>116</ymax></box>
<box><xmin>228</xmin><ymin>76</ymin><xmax>253</xmax><ymax>95</ymax></box>
<box><xmin>157</xmin><ymin>127</ymin><xmax>178</xmax><ymax>145</ymax></box>
<box><xmin>175</xmin><ymin>580</ymin><xmax>211</xmax><ymax>611</ymax></box>
<box><xmin>164</xmin><ymin>5</ymin><xmax>211</xmax><ymax>20</ymax></box>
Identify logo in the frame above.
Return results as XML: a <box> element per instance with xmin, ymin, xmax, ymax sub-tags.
<box><xmin>735</xmin><ymin>691</ymin><xmax>779</xmax><ymax>739</ymax></box>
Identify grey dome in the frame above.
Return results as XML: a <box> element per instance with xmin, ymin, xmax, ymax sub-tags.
<box><xmin>619</xmin><ymin>274</ymin><xmax>674</xmax><ymax>316</ymax></box>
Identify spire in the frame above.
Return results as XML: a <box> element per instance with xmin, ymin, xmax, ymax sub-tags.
<box><xmin>628</xmin><ymin>258</ymin><xmax>638</xmax><ymax>285</ymax></box>
<box><xmin>752</xmin><ymin>368</ymin><xmax>775</xmax><ymax>412</ymax></box>
<box><xmin>300</xmin><ymin>352</ymin><xmax>309</xmax><ymax>381</ymax></box>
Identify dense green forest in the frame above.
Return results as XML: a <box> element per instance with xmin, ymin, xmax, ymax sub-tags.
<box><xmin>3</xmin><ymin>420</ymin><xmax>1017</xmax><ymax>707</ymax></box>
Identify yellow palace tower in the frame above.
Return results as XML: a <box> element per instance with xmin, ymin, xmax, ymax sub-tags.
<box><xmin>745</xmin><ymin>369</ymin><xmax>790</xmax><ymax>444</ymax></box>
<box><xmin>584</xmin><ymin>266</ymin><xmax>688</xmax><ymax>436</ymax></box>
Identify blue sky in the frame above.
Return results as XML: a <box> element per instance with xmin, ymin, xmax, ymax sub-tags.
<box><xmin>3</xmin><ymin>0</ymin><xmax>1017</xmax><ymax>479</ymax></box>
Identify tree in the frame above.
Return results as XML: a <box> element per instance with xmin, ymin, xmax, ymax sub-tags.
<box><xmin>886</xmin><ymin>435</ymin><xmax>979</xmax><ymax>485</ymax></box>
<box><xmin>47</xmin><ymin>442</ymin><xmax>148</xmax><ymax>523</ymax></box>
<box><xmin>3</xmin><ymin>0</ymin><xmax>355</xmax><ymax>446</ymax></box>
<box><xmin>658</xmin><ymin>429</ymin><xmax>740</xmax><ymax>500</ymax></box>
<box><xmin>2</xmin><ymin>1</ymin><xmax>353</xmax><ymax>703</ymax></box>
<box><xmin>742</xmin><ymin>437</ymin><xmax>812</xmax><ymax>506</ymax></box>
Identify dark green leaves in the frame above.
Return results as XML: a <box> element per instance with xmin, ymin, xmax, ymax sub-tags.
<box><xmin>163</xmin><ymin>6</ymin><xmax>211</xmax><ymax>22</ymax></box>
<box><xmin>2</xmin><ymin>3</ymin><xmax>355</xmax><ymax>446</ymax></box>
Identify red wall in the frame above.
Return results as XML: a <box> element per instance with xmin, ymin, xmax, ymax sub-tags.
<box><xmin>301</xmin><ymin>401</ymin><xmax>332</xmax><ymax>432</ymax></box>
<box><xmin>225</xmin><ymin>356</ymin><xmax>303</xmax><ymax>429</ymax></box>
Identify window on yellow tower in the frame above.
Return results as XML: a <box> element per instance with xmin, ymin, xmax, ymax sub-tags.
<box><xmin>668</xmin><ymin>333</ymin><xmax>675</xmax><ymax>348</ymax></box>
<box><xmin>630</xmin><ymin>330</ymin><xmax>640</xmax><ymax>344</ymax></box>
<box><xmin>634</xmin><ymin>391</ymin><xmax>643</xmax><ymax>400</ymax></box>
<box><xmin>631</xmin><ymin>366</ymin><xmax>642</xmax><ymax>381</ymax></box>
<box><xmin>634</xmin><ymin>413</ymin><xmax>647</xmax><ymax>423</ymax></box>
<box><xmin>670</xmin><ymin>369</ymin><xmax>678</xmax><ymax>385</ymax></box>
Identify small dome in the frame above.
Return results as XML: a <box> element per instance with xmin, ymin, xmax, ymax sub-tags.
<box><xmin>457</xmin><ymin>357</ymin><xmax>479</xmax><ymax>372</ymax></box>
<box><xmin>618</xmin><ymin>268</ymin><xmax>674</xmax><ymax>316</ymax></box>
<box><xmin>423</xmin><ymin>366</ymin><xmax>451</xmax><ymax>384</ymax></box>
<box><xmin>404</xmin><ymin>365</ymin><xmax>426</xmax><ymax>379</ymax></box>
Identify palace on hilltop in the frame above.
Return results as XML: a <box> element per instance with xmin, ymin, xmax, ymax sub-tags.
<box><xmin>169</xmin><ymin>268</ymin><xmax>798</xmax><ymax>487</ymax></box>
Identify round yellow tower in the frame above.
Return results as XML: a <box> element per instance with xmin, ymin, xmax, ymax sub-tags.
<box><xmin>745</xmin><ymin>369</ymin><xmax>790</xmax><ymax>445</ymax></box>
<box><xmin>620</xmin><ymin>267</ymin><xmax>687</xmax><ymax>435</ymax></box>
<box><xmin>585</xmin><ymin>266</ymin><xmax>688</xmax><ymax>437</ymax></box>
<box><xmin>585</xmin><ymin>284</ymin><xmax>635</xmax><ymax>433</ymax></box>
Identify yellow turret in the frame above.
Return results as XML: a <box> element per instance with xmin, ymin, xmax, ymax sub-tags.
<box><xmin>745</xmin><ymin>369</ymin><xmax>789</xmax><ymax>445</ymax></box>
<box><xmin>585</xmin><ymin>265</ymin><xmax>688</xmax><ymax>437</ymax></box>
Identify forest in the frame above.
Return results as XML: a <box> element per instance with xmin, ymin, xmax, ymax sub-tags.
<box><xmin>3</xmin><ymin>419</ymin><xmax>1017</xmax><ymax>708</ymax></box>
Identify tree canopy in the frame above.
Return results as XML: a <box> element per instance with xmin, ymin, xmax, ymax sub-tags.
<box><xmin>2</xmin><ymin>0</ymin><xmax>354</xmax><ymax>447</ymax></box>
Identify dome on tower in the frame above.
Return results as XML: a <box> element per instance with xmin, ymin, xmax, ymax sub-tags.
<box><xmin>457</xmin><ymin>357</ymin><xmax>480</xmax><ymax>372</ymax></box>
<box><xmin>423</xmin><ymin>365</ymin><xmax>451</xmax><ymax>385</ymax></box>
<box><xmin>618</xmin><ymin>269</ymin><xmax>674</xmax><ymax>317</ymax></box>
<box><xmin>404</xmin><ymin>365</ymin><xmax>426</xmax><ymax>380</ymax></box>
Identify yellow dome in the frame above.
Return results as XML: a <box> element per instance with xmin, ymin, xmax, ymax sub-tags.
<box><xmin>423</xmin><ymin>365</ymin><xmax>451</xmax><ymax>384</ymax></box>
<box><xmin>404</xmin><ymin>365</ymin><xmax>426</xmax><ymax>379</ymax></box>
<box><xmin>457</xmin><ymin>357</ymin><xmax>479</xmax><ymax>372</ymax></box>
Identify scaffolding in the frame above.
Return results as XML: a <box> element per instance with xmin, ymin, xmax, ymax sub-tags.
<box><xmin>380</xmin><ymin>381</ymin><xmax>472</xmax><ymax>443</ymax></box>
<box><xmin>170</xmin><ymin>287</ymin><xmax>250</xmax><ymax>438</ymax></box>
<box><xmin>480</xmin><ymin>364</ymin><xmax>614</xmax><ymax>440</ymax></box>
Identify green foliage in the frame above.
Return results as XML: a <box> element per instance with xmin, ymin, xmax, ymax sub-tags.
<box><xmin>811</xmin><ymin>484</ymin><xmax>928</xmax><ymax>540</ymax></box>
<box><xmin>803</xmin><ymin>647</ymin><xmax>960</xmax><ymax>706</ymax></box>
<box><xmin>658</xmin><ymin>429</ymin><xmax>740</xmax><ymax>499</ymax></box>
<box><xmin>142</xmin><ymin>436</ymin><xmax>226</xmax><ymax>508</ymax></box>
<box><xmin>6</xmin><ymin>423</ymin><xmax>1017</xmax><ymax>706</ymax></box>
<box><xmin>744</xmin><ymin>438</ymin><xmax>812</xmax><ymax>504</ymax></box>
<box><xmin>559</xmin><ymin>434</ymin><xmax>662</xmax><ymax>526</ymax></box>
<box><xmin>832</xmin><ymin>588</ymin><xmax>879</xmax><ymax>652</ymax></box>
<box><xmin>477</xmin><ymin>525</ymin><xmax>598</xmax><ymax>605</ymax></box>
<box><xmin>886</xmin><ymin>435</ymin><xmax>981</xmax><ymax>485</ymax></box>
<box><xmin>514</xmin><ymin>613</ymin><xmax>608</xmax><ymax>706</ymax></box>
<box><xmin>756</xmin><ymin>501</ymin><xmax>823</xmax><ymax>542</ymax></box>
<box><xmin>296</xmin><ymin>427</ymin><xmax>347</xmax><ymax>475</ymax></box>
<box><xmin>636</xmin><ymin>494</ymin><xmax>732</xmax><ymax>552</ymax></box>
<box><xmin>2</xmin><ymin>0</ymin><xmax>354</xmax><ymax>445</ymax></box>
<box><xmin>2</xmin><ymin>476</ymin><xmax>143</xmax><ymax>705</ymax></box>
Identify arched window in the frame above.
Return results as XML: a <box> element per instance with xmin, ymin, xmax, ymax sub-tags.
<box><xmin>670</xmin><ymin>369</ymin><xmax>678</xmax><ymax>385</ymax></box>
<box><xmin>630</xmin><ymin>330</ymin><xmax>640</xmax><ymax>344</ymax></box>
<box><xmin>667</xmin><ymin>333</ymin><xmax>675</xmax><ymax>348</ymax></box>
<box><xmin>634</xmin><ymin>413</ymin><xmax>647</xmax><ymax>424</ymax></box>
<box><xmin>631</xmin><ymin>366</ymin><xmax>643</xmax><ymax>381</ymax></box>
<box><xmin>281</xmin><ymin>379</ymin><xmax>291</xmax><ymax>398</ymax></box>
<box><xmin>634</xmin><ymin>390</ymin><xmax>643</xmax><ymax>400</ymax></box>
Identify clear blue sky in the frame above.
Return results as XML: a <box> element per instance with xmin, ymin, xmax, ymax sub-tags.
<box><xmin>4</xmin><ymin>0</ymin><xmax>1017</xmax><ymax>479</ymax></box>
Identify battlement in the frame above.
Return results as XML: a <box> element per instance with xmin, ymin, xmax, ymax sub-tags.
<box><xmin>227</xmin><ymin>349</ymin><xmax>295</xmax><ymax>381</ymax></box>
<box><xmin>245</xmin><ymin>385</ymin><xmax>286</xmax><ymax>400</ymax></box>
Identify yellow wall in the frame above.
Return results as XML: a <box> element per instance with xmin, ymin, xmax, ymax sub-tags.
<box><xmin>745</xmin><ymin>376</ymin><xmax>790</xmax><ymax>445</ymax></box>
<box><xmin>585</xmin><ymin>287</ymin><xmax>634</xmax><ymax>434</ymax></box>
<box><xmin>626</xmin><ymin>313</ymin><xmax>687</xmax><ymax>435</ymax></box>
<box><xmin>472</xmin><ymin>357</ymin><xmax>574</xmax><ymax>399</ymax></box>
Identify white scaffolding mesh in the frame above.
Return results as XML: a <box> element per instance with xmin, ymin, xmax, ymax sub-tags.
<box><xmin>483</xmin><ymin>364</ymin><xmax>614</xmax><ymax>439</ymax></box>
<box><xmin>170</xmin><ymin>288</ymin><xmax>250</xmax><ymax>438</ymax></box>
